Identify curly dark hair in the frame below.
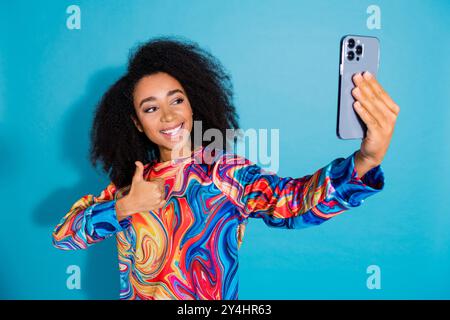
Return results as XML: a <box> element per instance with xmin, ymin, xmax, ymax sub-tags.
<box><xmin>89</xmin><ymin>36</ymin><xmax>240</xmax><ymax>189</ymax></box>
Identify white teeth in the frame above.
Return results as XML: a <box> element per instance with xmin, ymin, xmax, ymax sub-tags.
<box><xmin>160</xmin><ymin>123</ymin><xmax>183</xmax><ymax>135</ymax></box>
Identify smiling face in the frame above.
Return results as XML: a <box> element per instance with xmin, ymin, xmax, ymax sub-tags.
<box><xmin>132</xmin><ymin>72</ymin><xmax>194</xmax><ymax>162</ymax></box>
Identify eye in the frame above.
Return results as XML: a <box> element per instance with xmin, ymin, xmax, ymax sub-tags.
<box><xmin>144</xmin><ymin>106</ymin><xmax>157</xmax><ymax>113</ymax></box>
<box><xmin>172</xmin><ymin>98</ymin><xmax>184</xmax><ymax>104</ymax></box>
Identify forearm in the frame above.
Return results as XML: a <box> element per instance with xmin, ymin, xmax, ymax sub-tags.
<box><xmin>52</xmin><ymin>199</ymin><xmax>129</xmax><ymax>250</ymax></box>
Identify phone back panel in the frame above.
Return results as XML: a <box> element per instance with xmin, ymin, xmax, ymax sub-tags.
<box><xmin>337</xmin><ymin>35</ymin><xmax>380</xmax><ymax>139</ymax></box>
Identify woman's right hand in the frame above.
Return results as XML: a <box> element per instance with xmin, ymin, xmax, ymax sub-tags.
<box><xmin>115</xmin><ymin>161</ymin><xmax>166</xmax><ymax>221</ymax></box>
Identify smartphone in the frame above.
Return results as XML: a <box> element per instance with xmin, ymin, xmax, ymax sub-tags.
<box><xmin>337</xmin><ymin>35</ymin><xmax>380</xmax><ymax>139</ymax></box>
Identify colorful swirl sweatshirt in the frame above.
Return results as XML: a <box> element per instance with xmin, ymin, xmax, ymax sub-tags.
<box><xmin>52</xmin><ymin>145</ymin><xmax>385</xmax><ymax>299</ymax></box>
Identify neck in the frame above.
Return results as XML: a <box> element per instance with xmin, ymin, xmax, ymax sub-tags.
<box><xmin>159</xmin><ymin>141</ymin><xmax>192</xmax><ymax>162</ymax></box>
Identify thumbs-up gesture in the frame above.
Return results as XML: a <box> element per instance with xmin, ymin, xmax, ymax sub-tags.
<box><xmin>115</xmin><ymin>161</ymin><xmax>166</xmax><ymax>221</ymax></box>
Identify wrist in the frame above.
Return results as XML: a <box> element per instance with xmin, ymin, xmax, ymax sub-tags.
<box><xmin>115</xmin><ymin>196</ymin><xmax>135</xmax><ymax>219</ymax></box>
<box><xmin>355</xmin><ymin>151</ymin><xmax>379</xmax><ymax>179</ymax></box>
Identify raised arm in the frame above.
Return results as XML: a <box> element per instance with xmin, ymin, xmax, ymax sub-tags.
<box><xmin>212</xmin><ymin>150</ymin><xmax>384</xmax><ymax>229</ymax></box>
<box><xmin>51</xmin><ymin>182</ymin><xmax>131</xmax><ymax>250</ymax></box>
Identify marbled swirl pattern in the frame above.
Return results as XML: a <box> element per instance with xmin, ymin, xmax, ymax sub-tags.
<box><xmin>52</xmin><ymin>146</ymin><xmax>385</xmax><ymax>299</ymax></box>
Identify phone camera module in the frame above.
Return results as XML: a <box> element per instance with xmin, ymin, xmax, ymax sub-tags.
<box><xmin>347</xmin><ymin>38</ymin><xmax>355</xmax><ymax>49</ymax></box>
<box><xmin>347</xmin><ymin>51</ymin><xmax>355</xmax><ymax>61</ymax></box>
<box><xmin>355</xmin><ymin>45</ymin><xmax>363</xmax><ymax>55</ymax></box>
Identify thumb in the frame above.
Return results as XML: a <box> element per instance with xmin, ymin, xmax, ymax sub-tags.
<box><xmin>132</xmin><ymin>161</ymin><xmax>144</xmax><ymax>182</ymax></box>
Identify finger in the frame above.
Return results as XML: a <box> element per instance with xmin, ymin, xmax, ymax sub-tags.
<box><xmin>363</xmin><ymin>71</ymin><xmax>400</xmax><ymax>116</ymax></box>
<box><xmin>354</xmin><ymin>84</ymin><xmax>389</xmax><ymax>123</ymax></box>
<box><xmin>159</xmin><ymin>199</ymin><xmax>166</xmax><ymax>207</ymax></box>
<box><xmin>352</xmin><ymin>74</ymin><xmax>387</xmax><ymax>124</ymax></box>
<box><xmin>358</xmin><ymin>74</ymin><xmax>398</xmax><ymax>124</ymax></box>
<box><xmin>132</xmin><ymin>161</ymin><xmax>144</xmax><ymax>182</ymax></box>
<box><xmin>352</xmin><ymin>72</ymin><xmax>365</xmax><ymax>86</ymax></box>
<box><xmin>353</xmin><ymin>101</ymin><xmax>378</xmax><ymax>130</ymax></box>
<box><xmin>152</xmin><ymin>178</ymin><xmax>165</xmax><ymax>194</ymax></box>
<box><xmin>160</xmin><ymin>183</ymin><xmax>166</xmax><ymax>198</ymax></box>
<box><xmin>352</xmin><ymin>86</ymin><xmax>386</xmax><ymax>126</ymax></box>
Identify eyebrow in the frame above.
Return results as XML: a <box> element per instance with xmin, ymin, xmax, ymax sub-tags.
<box><xmin>139</xmin><ymin>89</ymin><xmax>185</xmax><ymax>108</ymax></box>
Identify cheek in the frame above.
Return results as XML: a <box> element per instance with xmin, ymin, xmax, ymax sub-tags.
<box><xmin>140</xmin><ymin>117</ymin><xmax>159</xmax><ymax>135</ymax></box>
<box><xmin>182</xmin><ymin>104</ymin><xmax>193</xmax><ymax>122</ymax></box>
<box><xmin>183</xmin><ymin>110</ymin><xmax>194</xmax><ymax>131</ymax></box>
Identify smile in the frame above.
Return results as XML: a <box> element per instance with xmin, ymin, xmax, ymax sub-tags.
<box><xmin>160</xmin><ymin>122</ymin><xmax>184</xmax><ymax>136</ymax></box>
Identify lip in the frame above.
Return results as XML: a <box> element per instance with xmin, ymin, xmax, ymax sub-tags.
<box><xmin>160</xmin><ymin>122</ymin><xmax>184</xmax><ymax>136</ymax></box>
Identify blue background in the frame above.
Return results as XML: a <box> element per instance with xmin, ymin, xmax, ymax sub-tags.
<box><xmin>1</xmin><ymin>0</ymin><xmax>449</xmax><ymax>299</ymax></box>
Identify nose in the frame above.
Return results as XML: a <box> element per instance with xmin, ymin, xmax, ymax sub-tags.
<box><xmin>160</xmin><ymin>104</ymin><xmax>175</xmax><ymax>123</ymax></box>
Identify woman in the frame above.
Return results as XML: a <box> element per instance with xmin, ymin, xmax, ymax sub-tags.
<box><xmin>52</xmin><ymin>36</ymin><xmax>399</xmax><ymax>300</ymax></box>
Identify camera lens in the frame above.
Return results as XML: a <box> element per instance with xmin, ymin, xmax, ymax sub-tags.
<box><xmin>355</xmin><ymin>45</ymin><xmax>363</xmax><ymax>55</ymax></box>
<box><xmin>347</xmin><ymin>51</ymin><xmax>355</xmax><ymax>61</ymax></box>
<box><xmin>347</xmin><ymin>38</ymin><xmax>355</xmax><ymax>49</ymax></box>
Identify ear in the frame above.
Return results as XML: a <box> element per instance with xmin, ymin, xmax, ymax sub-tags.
<box><xmin>130</xmin><ymin>115</ymin><xmax>144</xmax><ymax>133</ymax></box>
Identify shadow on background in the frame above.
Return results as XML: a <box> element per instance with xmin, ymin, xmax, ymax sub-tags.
<box><xmin>32</xmin><ymin>67</ymin><xmax>126</xmax><ymax>299</ymax></box>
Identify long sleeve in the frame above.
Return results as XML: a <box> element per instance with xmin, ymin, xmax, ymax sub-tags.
<box><xmin>212</xmin><ymin>150</ymin><xmax>385</xmax><ymax>229</ymax></box>
<box><xmin>52</xmin><ymin>182</ymin><xmax>131</xmax><ymax>250</ymax></box>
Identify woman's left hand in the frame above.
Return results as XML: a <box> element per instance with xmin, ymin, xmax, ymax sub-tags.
<box><xmin>351</xmin><ymin>71</ymin><xmax>400</xmax><ymax>175</ymax></box>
